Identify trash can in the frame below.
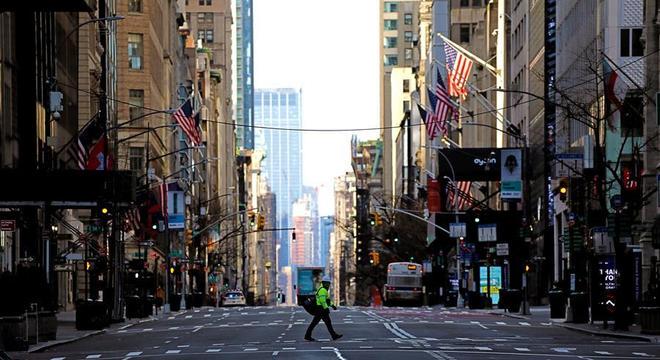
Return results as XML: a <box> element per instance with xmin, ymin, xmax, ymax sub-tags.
<box><xmin>570</xmin><ymin>292</ymin><xmax>588</xmax><ymax>323</ymax></box>
<box><xmin>498</xmin><ymin>289</ymin><xmax>509</xmax><ymax>310</ymax></box>
<box><xmin>169</xmin><ymin>293</ymin><xmax>181</xmax><ymax>312</ymax></box>
<box><xmin>640</xmin><ymin>307</ymin><xmax>660</xmax><ymax>334</ymax></box>
<box><xmin>76</xmin><ymin>300</ymin><xmax>108</xmax><ymax>330</ymax></box>
<box><xmin>507</xmin><ymin>289</ymin><xmax>522</xmax><ymax>313</ymax></box>
<box><xmin>549</xmin><ymin>290</ymin><xmax>566</xmax><ymax>319</ymax></box>
<box><xmin>143</xmin><ymin>295</ymin><xmax>154</xmax><ymax>316</ymax></box>
<box><xmin>125</xmin><ymin>295</ymin><xmax>142</xmax><ymax>319</ymax></box>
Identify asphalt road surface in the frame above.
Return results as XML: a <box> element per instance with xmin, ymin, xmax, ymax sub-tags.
<box><xmin>17</xmin><ymin>306</ymin><xmax>660</xmax><ymax>359</ymax></box>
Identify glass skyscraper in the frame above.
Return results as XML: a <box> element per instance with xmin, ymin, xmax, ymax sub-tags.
<box><xmin>254</xmin><ymin>88</ymin><xmax>303</xmax><ymax>269</ymax></box>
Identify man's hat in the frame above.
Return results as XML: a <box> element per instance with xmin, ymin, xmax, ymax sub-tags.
<box><xmin>322</xmin><ymin>275</ymin><xmax>331</xmax><ymax>283</ymax></box>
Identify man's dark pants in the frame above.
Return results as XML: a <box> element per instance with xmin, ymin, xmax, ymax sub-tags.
<box><xmin>305</xmin><ymin>307</ymin><xmax>337</xmax><ymax>338</ymax></box>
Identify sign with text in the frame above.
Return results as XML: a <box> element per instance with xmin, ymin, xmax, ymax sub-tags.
<box><xmin>479</xmin><ymin>266</ymin><xmax>502</xmax><ymax>305</ymax></box>
<box><xmin>555</xmin><ymin>153</ymin><xmax>583</xmax><ymax>178</ymax></box>
<box><xmin>450</xmin><ymin>222</ymin><xmax>466</xmax><ymax>238</ymax></box>
<box><xmin>496</xmin><ymin>243</ymin><xmax>509</xmax><ymax>256</ymax></box>
<box><xmin>478</xmin><ymin>224</ymin><xmax>497</xmax><ymax>242</ymax></box>
<box><xmin>500</xmin><ymin>149</ymin><xmax>522</xmax><ymax>199</ymax></box>
<box><xmin>0</xmin><ymin>220</ymin><xmax>15</xmax><ymax>231</ymax></box>
<box><xmin>168</xmin><ymin>186</ymin><xmax>185</xmax><ymax>229</ymax></box>
<box><xmin>598</xmin><ymin>255</ymin><xmax>617</xmax><ymax>315</ymax></box>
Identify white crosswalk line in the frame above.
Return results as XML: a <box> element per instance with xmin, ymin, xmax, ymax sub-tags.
<box><xmin>51</xmin><ymin>358</ymin><xmax>66</xmax><ymax>360</ymax></box>
<box><xmin>244</xmin><ymin>348</ymin><xmax>258</xmax><ymax>351</ymax></box>
<box><xmin>632</xmin><ymin>352</ymin><xmax>652</xmax><ymax>357</ymax></box>
<box><xmin>595</xmin><ymin>351</ymin><xmax>613</xmax><ymax>355</ymax></box>
<box><xmin>552</xmin><ymin>348</ymin><xmax>576</xmax><ymax>353</ymax></box>
<box><xmin>86</xmin><ymin>355</ymin><xmax>101</xmax><ymax>359</ymax></box>
<box><xmin>514</xmin><ymin>348</ymin><xmax>530</xmax><ymax>352</ymax></box>
<box><xmin>206</xmin><ymin>349</ymin><xmax>221</xmax><ymax>353</ymax></box>
<box><xmin>126</xmin><ymin>352</ymin><xmax>142</xmax><ymax>356</ymax></box>
<box><xmin>496</xmin><ymin>321</ymin><xmax>506</xmax><ymax>325</ymax></box>
<box><xmin>475</xmin><ymin>346</ymin><xmax>492</xmax><ymax>351</ymax></box>
<box><xmin>165</xmin><ymin>350</ymin><xmax>181</xmax><ymax>354</ymax></box>
<box><xmin>519</xmin><ymin>322</ymin><xmax>531</xmax><ymax>326</ymax></box>
<box><xmin>282</xmin><ymin>347</ymin><xmax>296</xmax><ymax>350</ymax></box>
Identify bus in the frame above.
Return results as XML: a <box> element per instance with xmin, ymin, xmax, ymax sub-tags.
<box><xmin>383</xmin><ymin>262</ymin><xmax>423</xmax><ymax>306</ymax></box>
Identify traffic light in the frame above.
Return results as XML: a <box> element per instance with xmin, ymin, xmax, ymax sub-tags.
<box><xmin>257</xmin><ymin>214</ymin><xmax>265</xmax><ymax>231</ymax></box>
<box><xmin>369</xmin><ymin>213</ymin><xmax>376</xmax><ymax>226</ymax></box>
<box><xmin>97</xmin><ymin>202</ymin><xmax>112</xmax><ymax>221</ymax></box>
<box><xmin>369</xmin><ymin>251</ymin><xmax>380</xmax><ymax>265</ymax></box>
<box><xmin>558</xmin><ymin>178</ymin><xmax>569</xmax><ymax>202</ymax></box>
<box><xmin>375</xmin><ymin>213</ymin><xmax>382</xmax><ymax>226</ymax></box>
<box><xmin>249</xmin><ymin>212</ymin><xmax>256</xmax><ymax>228</ymax></box>
<box><xmin>185</xmin><ymin>229</ymin><xmax>193</xmax><ymax>245</ymax></box>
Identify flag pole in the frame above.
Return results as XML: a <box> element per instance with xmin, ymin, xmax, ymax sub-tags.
<box><xmin>601</xmin><ymin>52</ymin><xmax>656</xmax><ymax>105</ymax></box>
<box><xmin>436</xmin><ymin>33</ymin><xmax>498</xmax><ymax>76</ymax></box>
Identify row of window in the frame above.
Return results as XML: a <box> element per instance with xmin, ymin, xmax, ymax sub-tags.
<box><xmin>197</xmin><ymin>12</ymin><xmax>214</xmax><ymax>23</ymax></box>
<box><xmin>459</xmin><ymin>0</ymin><xmax>483</xmax><ymax>7</ymax></box>
<box><xmin>383</xmin><ymin>14</ymin><xmax>413</xmax><ymax>30</ymax></box>
<box><xmin>185</xmin><ymin>0</ymin><xmax>213</xmax><ymax>5</ymax></box>
<box><xmin>198</xmin><ymin>29</ymin><xmax>214</xmax><ymax>43</ymax></box>
<box><xmin>383</xmin><ymin>32</ymin><xmax>414</xmax><ymax>47</ymax></box>
<box><xmin>383</xmin><ymin>49</ymin><xmax>413</xmax><ymax>66</ymax></box>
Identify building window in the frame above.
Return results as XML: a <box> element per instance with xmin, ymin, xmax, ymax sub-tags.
<box><xmin>403</xmin><ymin>79</ymin><xmax>410</xmax><ymax>93</ymax></box>
<box><xmin>384</xmin><ymin>2</ymin><xmax>398</xmax><ymax>12</ymax></box>
<box><xmin>405</xmin><ymin>48</ymin><xmax>413</xmax><ymax>60</ymax></box>
<box><xmin>197</xmin><ymin>13</ymin><xmax>205</xmax><ymax>22</ymax></box>
<box><xmin>129</xmin><ymin>89</ymin><xmax>144</xmax><ymax>123</ymax></box>
<box><xmin>459</xmin><ymin>24</ymin><xmax>471</xmax><ymax>43</ymax></box>
<box><xmin>384</xmin><ymin>37</ymin><xmax>397</xmax><ymax>48</ymax></box>
<box><xmin>199</xmin><ymin>0</ymin><xmax>204</xmax><ymax>5</ymax></box>
<box><xmin>620</xmin><ymin>28</ymin><xmax>644</xmax><ymax>57</ymax></box>
<box><xmin>384</xmin><ymin>19</ymin><xmax>398</xmax><ymax>31</ymax></box>
<box><xmin>206</xmin><ymin>30</ymin><xmax>214</xmax><ymax>42</ymax></box>
<box><xmin>205</xmin><ymin>12</ymin><xmax>214</xmax><ymax>22</ymax></box>
<box><xmin>384</xmin><ymin>55</ymin><xmax>398</xmax><ymax>66</ymax></box>
<box><xmin>198</xmin><ymin>30</ymin><xmax>205</xmax><ymax>42</ymax></box>
<box><xmin>206</xmin><ymin>0</ymin><xmax>212</xmax><ymax>4</ymax></box>
<box><xmin>621</xmin><ymin>92</ymin><xmax>644</xmax><ymax>137</ymax></box>
<box><xmin>460</xmin><ymin>0</ymin><xmax>470</xmax><ymax>6</ymax></box>
<box><xmin>128</xmin><ymin>0</ymin><xmax>142</xmax><ymax>12</ymax></box>
<box><xmin>128</xmin><ymin>33</ymin><xmax>143</xmax><ymax>69</ymax></box>
<box><xmin>404</xmin><ymin>13</ymin><xmax>413</xmax><ymax>25</ymax></box>
<box><xmin>403</xmin><ymin>100</ymin><xmax>410</xmax><ymax>113</ymax></box>
<box><xmin>129</xmin><ymin>147</ymin><xmax>145</xmax><ymax>175</ymax></box>
<box><xmin>404</xmin><ymin>31</ymin><xmax>413</xmax><ymax>42</ymax></box>
<box><xmin>472</xmin><ymin>0</ymin><xmax>482</xmax><ymax>6</ymax></box>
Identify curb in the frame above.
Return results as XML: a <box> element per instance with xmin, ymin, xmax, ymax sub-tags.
<box><xmin>556</xmin><ymin>323</ymin><xmax>657</xmax><ymax>343</ymax></box>
<box><xmin>28</xmin><ymin>329</ymin><xmax>105</xmax><ymax>353</ymax></box>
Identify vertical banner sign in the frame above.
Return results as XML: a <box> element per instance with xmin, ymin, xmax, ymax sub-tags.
<box><xmin>633</xmin><ymin>247</ymin><xmax>642</xmax><ymax>306</ymax></box>
<box><xmin>500</xmin><ymin>149</ymin><xmax>522</xmax><ymax>199</ymax></box>
<box><xmin>598</xmin><ymin>255</ymin><xmax>617</xmax><ymax>316</ymax></box>
<box><xmin>167</xmin><ymin>186</ymin><xmax>185</xmax><ymax>229</ymax></box>
<box><xmin>479</xmin><ymin>266</ymin><xmax>502</xmax><ymax>304</ymax></box>
<box><xmin>427</xmin><ymin>177</ymin><xmax>441</xmax><ymax>213</ymax></box>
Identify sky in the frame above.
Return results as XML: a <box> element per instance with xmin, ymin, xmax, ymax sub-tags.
<box><xmin>253</xmin><ymin>0</ymin><xmax>380</xmax><ymax>216</ymax></box>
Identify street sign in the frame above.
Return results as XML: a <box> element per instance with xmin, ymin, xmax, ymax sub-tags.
<box><xmin>496</xmin><ymin>243</ymin><xmax>509</xmax><ymax>256</ymax></box>
<box><xmin>0</xmin><ymin>220</ymin><xmax>15</xmax><ymax>231</ymax></box>
<box><xmin>449</xmin><ymin>222</ymin><xmax>466</xmax><ymax>238</ymax></box>
<box><xmin>65</xmin><ymin>253</ymin><xmax>83</xmax><ymax>261</ymax></box>
<box><xmin>592</xmin><ymin>227</ymin><xmax>612</xmax><ymax>254</ymax></box>
<box><xmin>478</xmin><ymin>224</ymin><xmax>497</xmax><ymax>242</ymax></box>
<box><xmin>555</xmin><ymin>153</ymin><xmax>583</xmax><ymax>178</ymax></box>
<box><xmin>54</xmin><ymin>264</ymin><xmax>74</xmax><ymax>272</ymax></box>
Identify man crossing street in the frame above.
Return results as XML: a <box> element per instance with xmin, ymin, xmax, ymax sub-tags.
<box><xmin>305</xmin><ymin>276</ymin><xmax>342</xmax><ymax>341</ymax></box>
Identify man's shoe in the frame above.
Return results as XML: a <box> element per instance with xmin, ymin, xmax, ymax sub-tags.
<box><xmin>304</xmin><ymin>336</ymin><xmax>316</xmax><ymax>342</ymax></box>
<box><xmin>332</xmin><ymin>334</ymin><xmax>343</xmax><ymax>340</ymax></box>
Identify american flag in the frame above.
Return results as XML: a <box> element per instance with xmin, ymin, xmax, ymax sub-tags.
<box><xmin>446</xmin><ymin>181</ymin><xmax>472</xmax><ymax>210</ymax></box>
<box><xmin>172</xmin><ymin>98</ymin><xmax>201</xmax><ymax>145</ymax></box>
<box><xmin>417</xmin><ymin>104</ymin><xmax>436</xmax><ymax>139</ymax></box>
<box><xmin>426</xmin><ymin>89</ymin><xmax>440</xmax><ymax>139</ymax></box>
<box><xmin>444</xmin><ymin>41</ymin><xmax>473</xmax><ymax>100</ymax></box>
<box><xmin>158</xmin><ymin>182</ymin><xmax>168</xmax><ymax>220</ymax></box>
<box><xmin>433</xmin><ymin>69</ymin><xmax>456</xmax><ymax>138</ymax></box>
<box><xmin>69</xmin><ymin>136</ymin><xmax>87</xmax><ymax>170</ymax></box>
<box><xmin>124</xmin><ymin>207</ymin><xmax>141</xmax><ymax>233</ymax></box>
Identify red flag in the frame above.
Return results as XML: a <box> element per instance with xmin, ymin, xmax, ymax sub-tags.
<box><xmin>427</xmin><ymin>178</ymin><xmax>441</xmax><ymax>213</ymax></box>
<box><xmin>86</xmin><ymin>136</ymin><xmax>107</xmax><ymax>170</ymax></box>
<box><xmin>444</xmin><ymin>42</ymin><xmax>473</xmax><ymax>100</ymax></box>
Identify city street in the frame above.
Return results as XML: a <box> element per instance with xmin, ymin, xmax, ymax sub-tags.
<box><xmin>19</xmin><ymin>306</ymin><xmax>660</xmax><ymax>360</ymax></box>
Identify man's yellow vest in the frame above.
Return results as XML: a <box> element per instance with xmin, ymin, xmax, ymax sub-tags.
<box><xmin>315</xmin><ymin>286</ymin><xmax>333</xmax><ymax>310</ymax></box>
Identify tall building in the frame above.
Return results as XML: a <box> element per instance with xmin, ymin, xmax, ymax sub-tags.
<box><xmin>254</xmin><ymin>88</ymin><xmax>303</xmax><ymax>269</ymax></box>
<box><xmin>291</xmin><ymin>194</ymin><xmax>315</xmax><ymax>266</ymax></box>
<box><xmin>380</xmin><ymin>0</ymin><xmax>421</xmax><ymax>200</ymax></box>
<box><xmin>319</xmin><ymin>216</ymin><xmax>334</xmax><ymax>269</ymax></box>
<box><xmin>332</xmin><ymin>172</ymin><xmax>356</xmax><ymax>305</ymax></box>
<box><xmin>232</xmin><ymin>0</ymin><xmax>254</xmax><ymax>150</ymax></box>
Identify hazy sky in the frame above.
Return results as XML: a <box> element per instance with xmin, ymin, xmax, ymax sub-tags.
<box><xmin>253</xmin><ymin>0</ymin><xmax>380</xmax><ymax>215</ymax></box>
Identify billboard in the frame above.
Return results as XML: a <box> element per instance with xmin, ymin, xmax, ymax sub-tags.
<box><xmin>480</xmin><ymin>266</ymin><xmax>502</xmax><ymax>305</ymax></box>
<box><xmin>500</xmin><ymin>149</ymin><xmax>522</xmax><ymax>199</ymax></box>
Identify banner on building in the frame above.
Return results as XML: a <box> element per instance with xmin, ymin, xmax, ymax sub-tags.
<box><xmin>427</xmin><ymin>177</ymin><xmax>441</xmax><ymax>213</ymax></box>
<box><xmin>167</xmin><ymin>183</ymin><xmax>185</xmax><ymax>229</ymax></box>
<box><xmin>500</xmin><ymin>149</ymin><xmax>522</xmax><ymax>199</ymax></box>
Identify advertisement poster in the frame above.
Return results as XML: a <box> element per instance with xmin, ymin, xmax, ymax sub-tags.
<box><xmin>500</xmin><ymin>149</ymin><xmax>522</xmax><ymax>199</ymax></box>
<box><xmin>480</xmin><ymin>266</ymin><xmax>502</xmax><ymax>304</ymax></box>
<box><xmin>167</xmin><ymin>186</ymin><xmax>185</xmax><ymax>229</ymax></box>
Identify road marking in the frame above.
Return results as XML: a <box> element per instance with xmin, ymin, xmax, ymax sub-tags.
<box><xmin>552</xmin><ymin>348</ymin><xmax>576</xmax><ymax>353</ymax></box>
<box><xmin>213</xmin><ymin>343</ymin><xmax>224</xmax><ymax>346</ymax></box>
<box><xmin>514</xmin><ymin>348</ymin><xmax>530</xmax><ymax>352</ymax></box>
<box><xmin>425</xmin><ymin>350</ymin><xmax>456</xmax><ymax>360</ymax></box>
<box><xmin>595</xmin><ymin>351</ymin><xmax>613</xmax><ymax>355</ymax></box>
<box><xmin>519</xmin><ymin>322</ymin><xmax>531</xmax><ymax>326</ymax></box>
<box><xmin>478</xmin><ymin>323</ymin><xmax>488</xmax><ymax>329</ymax></box>
<box><xmin>475</xmin><ymin>347</ymin><xmax>492</xmax><ymax>351</ymax></box>
<box><xmin>164</xmin><ymin>341</ymin><xmax>172</xmax><ymax>344</ymax></box>
<box><xmin>177</xmin><ymin>345</ymin><xmax>190</xmax><ymax>348</ymax></box>
<box><xmin>117</xmin><ymin>330</ymin><xmax>127</xmax><ymax>333</ymax></box>
<box><xmin>168</xmin><ymin>326</ymin><xmax>179</xmax><ymax>330</ymax></box>
<box><xmin>86</xmin><ymin>355</ymin><xmax>101</xmax><ymax>359</ymax></box>
<box><xmin>331</xmin><ymin>347</ymin><xmax>347</xmax><ymax>360</ymax></box>
<box><xmin>359</xmin><ymin>346</ymin><xmax>373</xmax><ymax>349</ymax></box>
<box><xmin>167</xmin><ymin>316</ymin><xmax>175</xmax><ymax>320</ymax></box>
<box><xmin>192</xmin><ymin>326</ymin><xmax>203</xmax><ymax>333</ymax></box>
<box><xmin>50</xmin><ymin>358</ymin><xmax>66</xmax><ymax>360</ymax></box>
<box><xmin>244</xmin><ymin>348</ymin><xmax>258</xmax><ymax>351</ymax></box>
<box><xmin>282</xmin><ymin>347</ymin><xmax>296</xmax><ymax>350</ymax></box>
<box><xmin>185</xmin><ymin>315</ymin><xmax>192</xmax><ymax>319</ymax></box>
<box><xmin>632</xmin><ymin>353</ymin><xmax>652</xmax><ymax>357</ymax></box>
<box><xmin>283</xmin><ymin>340</ymin><xmax>296</xmax><ymax>343</ymax></box>
<box><xmin>165</xmin><ymin>350</ymin><xmax>181</xmax><ymax>354</ymax></box>
<box><xmin>119</xmin><ymin>323</ymin><xmax>134</xmax><ymax>330</ymax></box>
<box><xmin>126</xmin><ymin>353</ymin><xmax>142</xmax><ymax>357</ymax></box>
<box><xmin>444</xmin><ymin>320</ymin><xmax>455</xmax><ymax>324</ymax></box>
<box><xmin>272</xmin><ymin>351</ymin><xmax>279</xmax><ymax>356</ymax></box>
<box><xmin>496</xmin><ymin>321</ymin><xmax>506</xmax><ymax>325</ymax></box>
<box><xmin>204</xmin><ymin>314</ymin><xmax>211</xmax><ymax>318</ymax></box>
<box><xmin>206</xmin><ymin>349</ymin><xmax>221</xmax><ymax>353</ymax></box>
<box><xmin>142</xmin><ymin>328</ymin><xmax>152</xmax><ymax>332</ymax></box>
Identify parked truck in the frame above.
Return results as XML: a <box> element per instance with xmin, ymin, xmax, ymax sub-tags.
<box><xmin>296</xmin><ymin>266</ymin><xmax>324</xmax><ymax>305</ymax></box>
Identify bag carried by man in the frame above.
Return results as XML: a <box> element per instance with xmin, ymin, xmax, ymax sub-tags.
<box><xmin>302</xmin><ymin>288</ymin><xmax>323</xmax><ymax>315</ymax></box>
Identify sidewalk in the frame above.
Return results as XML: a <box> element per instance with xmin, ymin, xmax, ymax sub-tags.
<box><xmin>486</xmin><ymin>305</ymin><xmax>660</xmax><ymax>343</ymax></box>
<box><xmin>7</xmin><ymin>307</ymin><xmax>186</xmax><ymax>355</ymax></box>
